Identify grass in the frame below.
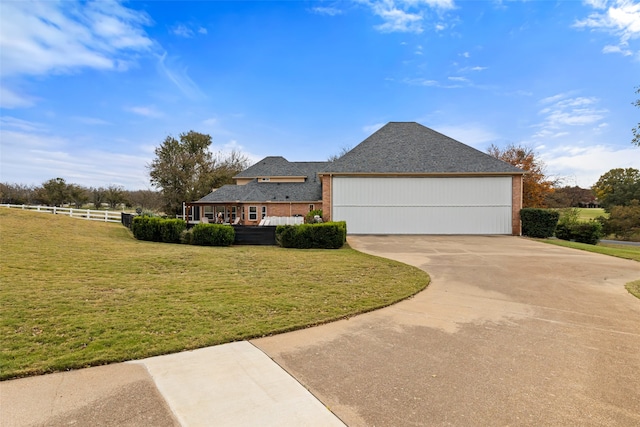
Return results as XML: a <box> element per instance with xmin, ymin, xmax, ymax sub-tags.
<box><xmin>0</xmin><ymin>208</ymin><xmax>429</xmax><ymax>380</ymax></box>
<box><xmin>626</xmin><ymin>281</ymin><xmax>640</xmax><ymax>299</ymax></box>
<box><xmin>576</xmin><ymin>207</ymin><xmax>607</xmax><ymax>221</ymax></box>
<box><xmin>540</xmin><ymin>239</ymin><xmax>640</xmax><ymax>262</ymax></box>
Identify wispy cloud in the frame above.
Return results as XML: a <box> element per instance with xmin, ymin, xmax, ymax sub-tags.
<box><xmin>0</xmin><ymin>126</ymin><xmax>151</xmax><ymax>188</ymax></box>
<box><xmin>125</xmin><ymin>106</ymin><xmax>164</xmax><ymax>118</ymax></box>
<box><xmin>535</xmin><ymin>94</ymin><xmax>607</xmax><ymax>134</ymax></box>
<box><xmin>0</xmin><ymin>87</ymin><xmax>37</xmax><ymax>109</ymax></box>
<box><xmin>171</xmin><ymin>23</ymin><xmax>208</xmax><ymax>38</ymax></box>
<box><xmin>360</xmin><ymin>0</ymin><xmax>455</xmax><ymax>34</ymax></box>
<box><xmin>157</xmin><ymin>52</ymin><xmax>205</xmax><ymax>100</ymax></box>
<box><xmin>0</xmin><ymin>0</ymin><xmax>154</xmax><ymax>78</ymax></box>
<box><xmin>574</xmin><ymin>0</ymin><xmax>640</xmax><ymax>57</ymax></box>
<box><xmin>72</xmin><ymin>116</ymin><xmax>112</xmax><ymax>125</ymax></box>
<box><xmin>311</xmin><ymin>6</ymin><xmax>344</xmax><ymax>16</ymax></box>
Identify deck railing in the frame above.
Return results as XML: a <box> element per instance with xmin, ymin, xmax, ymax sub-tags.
<box><xmin>0</xmin><ymin>204</ymin><xmax>122</xmax><ymax>223</ymax></box>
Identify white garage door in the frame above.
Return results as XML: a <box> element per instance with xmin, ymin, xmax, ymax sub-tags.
<box><xmin>332</xmin><ymin>177</ymin><xmax>513</xmax><ymax>234</ymax></box>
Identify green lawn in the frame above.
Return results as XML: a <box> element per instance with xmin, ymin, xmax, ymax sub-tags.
<box><xmin>0</xmin><ymin>208</ymin><xmax>429</xmax><ymax>380</ymax></box>
<box><xmin>576</xmin><ymin>208</ymin><xmax>607</xmax><ymax>221</ymax></box>
<box><xmin>541</xmin><ymin>239</ymin><xmax>640</xmax><ymax>262</ymax></box>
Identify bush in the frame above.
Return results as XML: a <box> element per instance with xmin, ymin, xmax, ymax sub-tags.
<box><xmin>131</xmin><ymin>216</ymin><xmax>162</xmax><ymax>242</ymax></box>
<box><xmin>600</xmin><ymin>201</ymin><xmax>640</xmax><ymax>241</ymax></box>
<box><xmin>520</xmin><ymin>208</ymin><xmax>559</xmax><ymax>238</ymax></box>
<box><xmin>160</xmin><ymin>219</ymin><xmax>186</xmax><ymax>243</ymax></box>
<box><xmin>180</xmin><ymin>229</ymin><xmax>193</xmax><ymax>245</ymax></box>
<box><xmin>190</xmin><ymin>223</ymin><xmax>235</xmax><ymax>246</ymax></box>
<box><xmin>555</xmin><ymin>222</ymin><xmax>603</xmax><ymax>245</ymax></box>
<box><xmin>276</xmin><ymin>221</ymin><xmax>347</xmax><ymax>249</ymax></box>
<box><xmin>131</xmin><ymin>216</ymin><xmax>186</xmax><ymax>243</ymax></box>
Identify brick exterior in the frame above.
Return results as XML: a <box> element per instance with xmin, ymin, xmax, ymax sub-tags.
<box><xmin>511</xmin><ymin>174</ymin><xmax>523</xmax><ymax>236</ymax></box>
<box><xmin>321</xmin><ymin>175</ymin><xmax>332</xmax><ymax>222</ymax></box>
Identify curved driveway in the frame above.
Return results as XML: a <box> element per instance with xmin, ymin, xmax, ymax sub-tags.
<box><xmin>253</xmin><ymin>236</ymin><xmax>640</xmax><ymax>426</ymax></box>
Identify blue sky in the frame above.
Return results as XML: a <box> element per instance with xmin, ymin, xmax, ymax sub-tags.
<box><xmin>1</xmin><ymin>0</ymin><xmax>639</xmax><ymax>190</ymax></box>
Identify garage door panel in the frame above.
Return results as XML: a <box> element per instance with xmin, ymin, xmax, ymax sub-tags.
<box><xmin>335</xmin><ymin>206</ymin><xmax>512</xmax><ymax>234</ymax></box>
<box><xmin>333</xmin><ymin>177</ymin><xmax>512</xmax><ymax>235</ymax></box>
<box><xmin>333</xmin><ymin>177</ymin><xmax>512</xmax><ymax>206</ymax></box>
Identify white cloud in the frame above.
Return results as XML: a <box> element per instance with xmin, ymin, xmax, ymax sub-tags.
<box><xmin>0</xmin><ymin>116</ymin><xmax>47</xmax><ymax>133</ymax></box>
<box><xmin>157</xmin><ymin>52</ymin><xmax>204</xmax><ymax>100</ymax></box>
<box><xmin>172</xmin><ymin>24</ymin><xmax>194</xmax><ymax>38</ymax></box>
<box><xmin>125</xmin><ymin>106</ymin><xmax>164</xmax><ymax>118</ymax></box>
<box><xmin>0</xmin><ymin>87</ymin><xmax>37</xmax><ymax>109</ymax></box>
<box><xmin>574</xmin><ymin>0</ymin><xmax>640</xmax><ymax>56</ymax></box>
<box><xmin>540</xmin><ymin>144</ymin><xmax>640</xmax><ymax>187</ymax></box>
<box><xmin>311</xmin><ymin>6</ymin><xmax>343</xmax><ymax>16</ymax></box>
<box><xmin>0</xmin><ymin>0</ymin><xmax>154</xmax><ymax>78</ymax></box>
<box><xmin>0</xmin><ymin>128</ymin><xmax>151</xmax><ymax>189</ymax></box>
<box><xmin>535</xmin><ymin>95</ymin><xmax>607</xmax><ymax>134</ymax></box>
<box><xmin>198</xmin><ymin>27</ymin><xmax>208</xmax><ymax>35</ymax></box>
<box><xmin>361</xmin><ymin>0</ymin><xmax>455</xmax><ymax>34</ymax></box>
<box><xmin>72</xmin><ymin>116</ymin><xmax>112</xmax><ymax>125</ymax></box>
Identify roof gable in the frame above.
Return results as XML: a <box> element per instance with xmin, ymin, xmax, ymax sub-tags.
<box><xmin>235</xmin><ymin>156</ymin><xmax>307</xmax><ymax>178</ymax></box>
<box><xmin>324</xmin><ymin>122</ymin><xmax>523</xmax><ymax>175</ymax></box>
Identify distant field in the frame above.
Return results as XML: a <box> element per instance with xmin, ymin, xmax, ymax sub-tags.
<box><xmin>576</xmin><ymin>208</ymin><xmax>607</xmax><ymax>221</ymax></box>
<box><xmin>0</xmin><ymin>208</ymin><xmax>429</xmax><ymax>380</ymax></box>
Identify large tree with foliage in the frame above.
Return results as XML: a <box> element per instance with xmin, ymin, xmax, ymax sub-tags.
<box><xmin>592</xmin><ymin>168</ymin><xmax>640</xmax><ymax>211</ymax></box>
<box><xmin>148</xmin><ymin>131</ymin><xmax>249</xmax><ymax>215</ymax></box>
<box><xmin>487</xmin><ymin>144</ymin><xmax>555</xmax><ymax>208</ymax></box>
<box><xmin>39</xmin><ymin>178</ymin><xmax>69</xmax><ymax>207</ymax></box>
<box><xmin>633</xmin><ymin>87</ymin><xmax>639</xmax><ymax>147</ymax></box>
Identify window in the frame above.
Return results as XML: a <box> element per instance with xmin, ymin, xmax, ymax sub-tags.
<box><xmin>204</xmin><ymin>206</ymin><xmax>214</xmax><ymax>220</ymax></box>
<box><xmin>249</xmin><ymin>206</ymin><xmax>257</xmax><ymax>221</ymax></box>
<box><xmin>231</xmin><ymin>206</ymin><xmax>237</xmax><ymax>220</ymax></box>
<box><xmin>241</xmin><ymin>207</ymin><xmax>245</xmax><ymax>221</ymax></box>
<box><xmin>309</xmin><ymin>204</ymin><xmax>314</xmax><ymax>211</ymax></box>
<box><xmin>261</xmin><ymin>206</ymin><xmax>267</xmax><ymax>219</ymax></box>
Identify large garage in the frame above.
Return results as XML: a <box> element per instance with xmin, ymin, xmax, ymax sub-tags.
<box><xmin>332</xmin><ymin>176</ymin><xmax>515</xmax><ymax>235</ymax></box>
<box><xmin>322</xmin><ymin>122</ymin><xmax>524</xmax><ymax>235</ymax></box>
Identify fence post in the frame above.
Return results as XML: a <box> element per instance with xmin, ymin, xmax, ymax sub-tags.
<box><xmin>105</xmin><ymin>211</ymin><xmax>108</xmax><ymax>222</ymax></box>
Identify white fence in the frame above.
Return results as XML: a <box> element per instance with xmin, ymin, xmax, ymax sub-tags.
<box><xmin>0</xmin><ymin>204</ymin><xmax>122</xmax><ymax>223</ymax></box>
<box><xmin>262</xmin><ymin>216</ymin><xmax>304</xmax><ymax>226</ymax></box>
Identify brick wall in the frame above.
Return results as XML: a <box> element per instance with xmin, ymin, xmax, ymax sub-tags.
<box><xmin>321</xmin><ymin>175</ymin><xmax>332</xmax><ymax>222</ymax></box>
<box><xmin>511</xmin><ymin>175</ymin><xmax>523</xmax><ymax>236</ymax></box>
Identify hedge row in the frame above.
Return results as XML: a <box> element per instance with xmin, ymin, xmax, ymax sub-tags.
<box><xmin>131</xmin><ymin>216</ymin><xmax>186</xmax><ymax>243</ymax></box>
<box><xmin>555</xmin><ymin>222</ymin><xmax>603</xmax><ymax>245</ymax></box>
<box><xmin>186</xmin><ymin>223</ymin><xmax>235</xmax><ymax>246</ymax></box>
<box><xmin>520</xmin><ymin>208</ymin><xmax>560</xmax><ymax>238</ymax></box>
<box><xmin>276</xmin><ymin>221</ymin><xmax>347</xmax><ymax>249</ymax></box>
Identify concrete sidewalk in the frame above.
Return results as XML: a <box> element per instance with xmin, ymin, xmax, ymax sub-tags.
<box><xmin>0</xmin><ymin>342</ymin><xmax>345</xmax><ymax>427</ymax></box>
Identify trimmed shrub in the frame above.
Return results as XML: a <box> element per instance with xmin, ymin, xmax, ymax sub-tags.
<box><xmin>276</xmin><ymin>221</ymin><xmax>347</xmax><ymax>249</ymax></box>
<box><xmin>180</xmin><ymin>229</ymin><xmax>193</xmax><ymax>245</ymax></box>
<box><xmin>556</xmin><ymin>222</ymin><xmax>603</xmax><ymax>245</ymax></box>
<box><xmin>190</xmin><ymin>223</ymin><xmax>235</xmax><ymax>246</ymax></box>
<box><xmin>160</xmin><ymin>219</ymin><xmax>186</xmax><ymax>244</ymax></box>
<box><xmin>131</xmin><ymin>216</ymin><xmax>186</xmax><ymax>243</ymax></box>
<box><xmin>131</xmin><ymin>216</ymin><xmax>162</xmax><ymax>242</ymax></box>
<box><xmin>520</xmin><ymin>208</ymin><xmax>559</xmax><ymax>238</ymax></box>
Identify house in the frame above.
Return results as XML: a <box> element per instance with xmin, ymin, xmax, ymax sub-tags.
<box><xmin>189</xmin><ymin>122</ymin><xmax>525</xmax><ymax>235</ymax></box>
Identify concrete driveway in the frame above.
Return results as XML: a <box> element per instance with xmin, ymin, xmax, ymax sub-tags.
<box><xmin>253</xmin><ymin>236</ymin><xmax>640</xmax><ymax>426</ymax></box>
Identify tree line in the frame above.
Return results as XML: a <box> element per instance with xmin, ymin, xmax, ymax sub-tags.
<box><xmin>0</xmin><ymin>178</ymin><xmax>164</xmax><ymax>211</ymax></box>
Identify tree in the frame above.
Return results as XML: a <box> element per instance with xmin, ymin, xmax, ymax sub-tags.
<box><xmin>68</xmin><ymin>184</ymin><xmax>90</xmax><ymax>208</ymax></box>
<box><xmin>545</xmin><ymin>186</ymin><xmax>595</xmax><ymax>208</ymax></box>
<box><xmin>127</xmin><ymin>189</ymin><xmax>163</xmax><ymax>212</ymax></box>
<box><xmin>104</xmin><ymin>185</ymin><xmax>126</xmax><ymax>209</ymax></box>
<box><xmin>148</xmin><ymin>131</ymin><xmax>249</xmax><ymax>216</ymax></box>
<box><xmin>633</xmin><ymin>87</ymin><xmax>639</xmax><ymax>147</ymax></box>
<box><xmin>40</xmin><ymin>178</ymin><xmax>69</xmax><ymax>206</ymax></box>
<box><xmin>592</xmin><ymin>168</ymin><xmax>640</xmax><ymax>211</ymax></box>
<box><xmin>487</xmin><ymin>144</ymin><xmax>555</xmax><ymax>208</ymax></box>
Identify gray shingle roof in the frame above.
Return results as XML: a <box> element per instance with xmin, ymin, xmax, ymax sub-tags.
<box><xmin>194</xmin><ymin>178</ymin><xmax>322</xmax><ymax>203</ymax></box>
<box><xmin>323</xmin><ymin>122</ymin><xmax>523</xmax><ymax>174</ymax></box>
<box><xmin>235</xmin><ymin>156</ymin><xmax>307</xmax><ymax>178</ymax></box>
